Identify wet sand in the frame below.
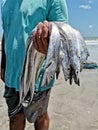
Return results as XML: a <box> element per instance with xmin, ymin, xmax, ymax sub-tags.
<box><xmin>0</xmin><ymin>69</ymin><xmax>98</xmax><ymax>130</ymax></box>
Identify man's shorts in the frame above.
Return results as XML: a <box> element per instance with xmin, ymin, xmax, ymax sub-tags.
<box><xmin>4</xmin><ymin>86</ymin><xmax>51</xmax><ymax>123</ymax></box>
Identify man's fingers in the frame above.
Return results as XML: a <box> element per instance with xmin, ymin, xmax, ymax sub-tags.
<box><xmin>33</xmin><ymin>31</ymin><xmax>39</xmax><ymax>50</ymax></box>
<box><xmin>37</xmin><ymin>22</ymin><xmax>43</xmax><ymax>37</ymax></box>
<box><xmin>43</xmin><ymin>20</ymin><xmax>50</xmax><ymax>28</ymax></box>
<box><xmin>43</xmin><ymin>21</ymin><xmax>52</xmax><ymax>35</ymax></box>
<box><xmin>42</xmin><ymin>24</ymin><xmax>49</xmax><ymax>38</ymax></box>
<box><xmin>36</xmin><ymin>22</ymin><xmax>43</xmax><ymax>46</ymax></box>
<box><xmin>36</xmin><ymin>22</ymin><xmax>45</xmax><ymax>53</ymax></box>
<box><xmin>41</xmin><ymin>24</ymin><xmax>49</xmax><ymax>52</ymax></box>
<box><xmin>37</xmin><ymin>22</ymin><xmax>49</xmax><ymax>54</ymax></box>
<box><xmin>36</xmin><ymin>33</ymin><xmax>45</xmax><ymax>53</ymax></box>
<box><xmin>33</xmin><ymin>26</ymin><xmax>45</xmax><ymax>54</ymax></box>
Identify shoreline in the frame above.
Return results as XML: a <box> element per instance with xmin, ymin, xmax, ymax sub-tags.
<box><xmin>85</xmin><ymin>40</ymin><xmax>98</xmax><ymax>45</ymax></box>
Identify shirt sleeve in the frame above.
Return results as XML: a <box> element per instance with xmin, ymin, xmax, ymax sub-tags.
<box><xmin>47</xmin><ymin>0</ymin><xmax>68</xmax><ymax>23</ymax></box>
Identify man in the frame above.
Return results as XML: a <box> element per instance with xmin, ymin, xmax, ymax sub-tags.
<box><xmin>1</xmin><ymin>0</ymin><xmax>68</xmax><ymax>130</ymax></box>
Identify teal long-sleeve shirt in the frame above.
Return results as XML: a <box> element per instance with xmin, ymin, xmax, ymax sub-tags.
<box><xmin>1</xmin><ymin>0</ymin><xmax>68</xmax><ymax>91</ymax></box>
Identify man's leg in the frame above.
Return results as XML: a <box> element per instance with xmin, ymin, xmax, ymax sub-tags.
<box><xmin>4</xmin><ymin>86</ymin><xmax>26</xmax><ymax>130</ymax></box>
<box><xmin>10</xmin><ymin>112</ymin><xmax>26</xmax><ymax>130</ymax></box>
<box><xmin>34</xmin><ymin>112</ymin><xmax>49</xmax><ymax>130</ymax></box>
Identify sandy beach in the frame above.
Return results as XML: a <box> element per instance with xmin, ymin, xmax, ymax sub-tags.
<box><xmin>0</xmin><ymin>43</ymin><xmax>98</xmax><ymax>130</ymax></box>
<box><xmin>0</xmin><ymin>68</ymin><xmax>98</xmax><ymax>130</ymax></box>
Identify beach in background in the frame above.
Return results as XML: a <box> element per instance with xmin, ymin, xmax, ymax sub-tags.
<box><xmin>0</xmin><ymin>39</ymin><xmax>98</xmax><ymax>130</ymax></box>
<box><xmin>85</xmin><ymin>39</ymin><xmax>98</xmax><ymax>64</ymax></box>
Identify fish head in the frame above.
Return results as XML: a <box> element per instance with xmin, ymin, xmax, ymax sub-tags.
<box><xmin>74</xmin><ymin>69</ymin><xmax>80</xmax><ymax>86</ymax></box>
<box><xmin>43</xmin><ymin>72</ymin><xmax>54</xmax><ymax>87</ymax></box>
<box><xmin>71</xmin><ymin>66</ymin><xmax>80</xmax><ymax>86</ymax></box>
<box><xmin>41</xmin><ymin>60</ymin><xmax>56</xmax><ymax>87</ymax></box>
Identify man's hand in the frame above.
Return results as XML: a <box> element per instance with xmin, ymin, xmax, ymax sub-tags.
<box><xmin>33</xmin><ymin>21</ymin><xmax>51</xmax><ymax>54</ymax></box>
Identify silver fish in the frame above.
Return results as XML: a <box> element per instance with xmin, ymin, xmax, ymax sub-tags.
<box><xmin>74</xmin><ymin>30</ymin><xmax>90</xmax><ymax>70</ymax></box>
<box><xmin>20</xmin><ymin>30</ymin><xmax>45</xmax><ymax>107</ymax></box>
<box><xmin>41</xmin><ymin>22</ymin><xmax>61</xmax><ymax>87</ymax></box>
<box><xmin>59</xmin><ymin>36</ymin><xmax>70</xmax><ymax>81</ymax></box>
<box><xmin>55</xmin><ymin>22</ymin><xmax>89</xmax><ymax>85</ymax></box>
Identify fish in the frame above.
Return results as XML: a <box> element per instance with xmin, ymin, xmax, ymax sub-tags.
<box><xmin>41</xmin><ymin>22</ymin><xmax>61</xmax><ymax>87</ymax></box>
<box><xmin>59</xmin><ymin>36</ymin><xmax>70</xmax><ymax>81</ymax></box>
<box><xmin>74</xmin><ymin>30</ymin><xmax>90</xmax><ymax>70</ymax></box>
<box><xmin>20</xmin><ymin>30</ymin><xmax>45</xmax><ymax>107</ymax></box>
<box><xmin>55</xmin><ymin>22</ymin><xmax>89</xmax><ymax>85</ymax></box>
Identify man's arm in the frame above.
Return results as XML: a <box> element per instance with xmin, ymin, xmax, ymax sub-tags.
<box><xmin>1</xmin><ymin>34</ymin><xmax>6</xmax><ymax>82</ymax></box>
<box><xmin>47</xmin><ymin>0</ymin><xmax>68</xmax><ymax>23</ymax></box>
<box><xmin>33</xmin><ymin>0</ymin><xmax>68</xmax><ymax>54</ymax></box>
